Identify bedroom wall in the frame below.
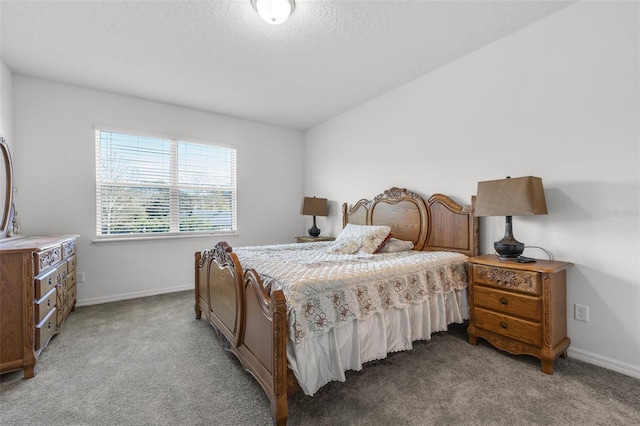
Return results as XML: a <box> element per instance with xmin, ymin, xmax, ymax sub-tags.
<box><xmin>304</xmin><ymin>1</ymin><xmax>639</xmax><ymax>378</ymax></box>
<box><xmin>12</xmin><ymin>76</ymin><xmax>305</xmax><ymax>305</ymax></box>
<box><xmin>0</xmin><ymin>60</ymin><xmax>12</xmax><ymax>144</ymax></box>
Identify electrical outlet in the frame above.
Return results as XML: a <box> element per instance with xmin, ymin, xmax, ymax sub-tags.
<box><xmin>77</xmin><ymin>272</ymin><xmax>85</xmax><ymax>283</ymax></box>
<box><xmin>575</xmin><ymin>303</ymin><xmax>589</xmax><ymax>322</ymax></box>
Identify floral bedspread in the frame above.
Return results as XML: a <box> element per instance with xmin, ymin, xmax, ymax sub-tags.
<box><xmin>233</xmin><ymin>242</ymin><xmax>468</xmax><ymax>346</ymax></box>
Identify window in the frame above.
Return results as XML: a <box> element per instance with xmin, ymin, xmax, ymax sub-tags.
<box><xmin>95</xmin><ymin>130</ymin><xmax>236</xmax><ymax>238</ymax></box>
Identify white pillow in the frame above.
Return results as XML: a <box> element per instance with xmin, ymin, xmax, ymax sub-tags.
<box><xmin>376</xmin><ymin>238</ymin><xmax>414</xmax><ymax>253</ymax></box>
<box><xmin>328</xmin><ymin>224</ymin><xmax>392</xmax><ymax>254</ymax></box>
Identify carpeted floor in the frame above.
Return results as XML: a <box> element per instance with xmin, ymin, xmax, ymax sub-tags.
<box><xmin>1</xmin><ymin>290</ymin><xmax>638</xmax><ymax>425</ymax></box>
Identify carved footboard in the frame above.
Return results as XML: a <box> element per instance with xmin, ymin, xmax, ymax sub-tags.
<box><xmin>195</xmin><ymin>242</ymin><xmax>292</xmax><ymax>426</ymax></box>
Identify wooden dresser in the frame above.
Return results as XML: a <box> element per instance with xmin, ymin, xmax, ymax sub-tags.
<box><xmin>466</xmin><ymin>254</ymin><xmax>573</xmax><ymax>374</ymax></box>
<box><xmin>0</xmin><ymin>235</ymin><xmax>78</xmax><ymax>378</ymax></box>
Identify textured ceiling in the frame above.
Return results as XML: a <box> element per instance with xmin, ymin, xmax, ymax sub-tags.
<box><xmin>1</xmin><ymin>0</ymin><xmax>573</xmax><ymax>130</ymax></box>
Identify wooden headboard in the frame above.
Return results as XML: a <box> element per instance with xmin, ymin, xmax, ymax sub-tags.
<box><xmin>342</xmin><ymin>187</ymin><xmax>479</xmax><ymax>257</ymax></box>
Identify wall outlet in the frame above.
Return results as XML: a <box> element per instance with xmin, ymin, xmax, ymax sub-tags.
<box><xmin>574</xmin><ymin>303</ymin><xmax>589</xmax><ymax>322</ymax></box>
<box><xmin>77</xmin><ymin>272</ymin><xmax>85</xmax><ymax>283</ymax></box>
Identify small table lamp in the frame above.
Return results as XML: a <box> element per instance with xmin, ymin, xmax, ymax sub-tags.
<box><xmin>301</xmin><ymin>196</ymin><xmax>328</xmax><ymax>237</ymax></box>
<box><xmin>475</xmin><ymin>176</ymin><xmax>548</xmax><ymax>260</ymax></box>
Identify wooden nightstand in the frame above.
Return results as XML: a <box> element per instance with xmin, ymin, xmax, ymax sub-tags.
<box><xmin>295</xmin><ymin>236</ymin><xmax>335</xmax><ymax>243</ymax></box>
<box><xmin>466</xmin><ymin>254</ymin><xmax>573</xmax><ymax>374</ymax></box>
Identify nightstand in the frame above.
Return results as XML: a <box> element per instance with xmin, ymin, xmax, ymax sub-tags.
<box><xmin>467</xmin><ymin>254</ymin><xmax>573</xmax><ymax>374</ymax></box>
<box><xmin>295</xmin><ymin>236</ymin><xmax>335</xmax><ymax>243</ymax></box>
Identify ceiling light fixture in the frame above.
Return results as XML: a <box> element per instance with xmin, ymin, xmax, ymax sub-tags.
<box><xmin>252</xmin><ymin>0</ymin><xmax>295</xmax><ymax>25</ymax></box>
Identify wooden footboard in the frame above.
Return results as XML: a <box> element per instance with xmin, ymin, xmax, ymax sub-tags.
<box><xmin>195</xmin><ymin>242</ymin><xmax>294</xmax><ymax>426</ymax></box>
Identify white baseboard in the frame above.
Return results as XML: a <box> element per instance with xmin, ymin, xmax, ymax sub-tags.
<box><xmin>75</xmin><ymin>284</ymin><xmax>193</xmax><ymax>307</ymax></box>
<box><xmin>569</xmin><ymin>347</ymin><xmax>640</xmax><ymax>379</ymax></box>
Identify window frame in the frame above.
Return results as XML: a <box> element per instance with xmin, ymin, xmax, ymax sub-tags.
<box><xmin>94</xmin><ymin>127</ymin><xmax>237</xmax><ymax>243</ymax></box>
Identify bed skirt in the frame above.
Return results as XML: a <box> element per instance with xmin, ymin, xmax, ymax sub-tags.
<box><xmin>287</xmin><ymin>287</ymin><xmax>469</xmax><ymax>395</ymax></box>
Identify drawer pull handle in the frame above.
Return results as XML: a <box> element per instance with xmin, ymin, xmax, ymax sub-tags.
<box><xmin>500</xmin><ymin>322</ymin><xmax>508</xmax><ymax>329</ymax></box>
<box><xmin>47</xmin><ymin>322</ymin><xmax>52</xmax><ymax>330</ymax></box>
<box><xmin>47</xmin><ymin>300</ymin><xmax>51</xmax><ymax>307</ymax></box>
<box><xmin>48</xmin><ymin>278</ymin><xmax>52</xmax><ymax>285</ymax></box>
<box><xmin>499</xmin><ymin>297</ymin><xmax>508</xmax><ymax>306</ymax></box>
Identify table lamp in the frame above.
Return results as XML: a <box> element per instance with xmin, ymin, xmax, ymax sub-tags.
<box><xmin>301</xmin><ymin>196</ymin><xmax>328</xmax><ymax>237</ymax></box>
<box><xmin>475</xmin><ymin>176</ymin><xmax>548</xmax><ymax>260</ymax></box>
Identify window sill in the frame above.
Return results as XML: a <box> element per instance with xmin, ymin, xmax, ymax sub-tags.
<box><xmin>92</xmin><ymin>232</ymin><xmax>238</xmax><ymax>245</ymax></box>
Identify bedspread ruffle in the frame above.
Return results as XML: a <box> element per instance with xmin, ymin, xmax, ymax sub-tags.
<box><xmin>234</xmin><ymin>242</ymin><xmax>468</xmax><ymax>344</ymax></box>
<box><xmin>287</xmin><ymin>260</ymin><xmax>467</xmax><ymax>344</ymax></box>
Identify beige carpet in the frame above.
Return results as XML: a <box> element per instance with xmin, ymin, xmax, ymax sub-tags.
<box><xmin>1</xmin><ymin>290</ymin><xmax>638</xmax><ymax>425</ymax></box>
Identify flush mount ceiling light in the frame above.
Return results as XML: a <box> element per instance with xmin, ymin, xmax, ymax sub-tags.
<box><xmin>251</xmin><ymin>0</ymin><xmax>295</xmax><ymax>25</ymax></box>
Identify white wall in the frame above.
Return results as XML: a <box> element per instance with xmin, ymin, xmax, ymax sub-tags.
<box><xmin>305</xmin><ymin>1</ymin><xmax>639</xmax><ymax>377</ymax></box>
<box><xmin>13</xmin><ymin>76</ymin><xmax>305</xmax><ymax>305</ymax></box>
<box><xmin>0</xmin><ymin>60</ymin><xmax>13</xmax><ymax>144</ymax></box>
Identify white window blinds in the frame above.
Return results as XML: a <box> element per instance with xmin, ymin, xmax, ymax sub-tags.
<box><xmin>95</xmin><ymin>130</ymin><xmax>237</xmax><ymax>237</ymax></box>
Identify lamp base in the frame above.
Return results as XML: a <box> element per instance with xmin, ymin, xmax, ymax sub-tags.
<box><xmin>494</xmin><ymin>215</ymin><xmax>525</xmax><ymax>260</ymax></box>
<box><xmin>494</xmin><ymin>239</ymin><xmax>525</xmax><ymax>260</ymax></box>
<box><xmin>307</xmin><ymin>215</ymin><xmax>321</xmax><ymax>237</ymax></box>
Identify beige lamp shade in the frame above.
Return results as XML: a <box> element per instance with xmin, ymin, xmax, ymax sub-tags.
<box><xmin>301</xmin><ymin>196</ymin><xmax>328</xmax><ymax>237</ymax></box>
<box><xmin>475</xmin><ymin>176</ymin><xmax>548</xmax><ymax>217</ymax></box>
<box><xmin>300</xmin><ymin>197</ymin><xmax>328</xmax><ymax>217</ymax></box>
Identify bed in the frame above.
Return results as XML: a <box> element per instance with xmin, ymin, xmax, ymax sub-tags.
<box><xmin>194</xmin><ymin>187</ymin><xmax>479</xmax><ymax>425</ymax></box>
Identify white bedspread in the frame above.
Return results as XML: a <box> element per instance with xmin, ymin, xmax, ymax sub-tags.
<box><xmin>234</xmin><ymin>242</ymin><xmax>469</xmax><ymax>395</ymax></box>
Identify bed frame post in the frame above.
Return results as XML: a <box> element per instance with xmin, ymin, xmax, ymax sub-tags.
<box><xmin>194</xmin><ymin>251</ymin><xmax>202</xmax><ymax>319</ymax></box>
<box><xmin>271</xmin><ymin>289</ymin><xmax>288</xmax><ymax>425</ymax></box>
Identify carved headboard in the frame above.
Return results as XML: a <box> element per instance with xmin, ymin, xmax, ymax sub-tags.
<box><xmin>342</xmin><ymin>187</ymin><xmax>479</xmax><ymax>257</ymax></box>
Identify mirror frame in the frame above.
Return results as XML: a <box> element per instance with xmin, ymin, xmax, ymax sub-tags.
<box><xmin>0</xmin><ymin>136</ymin><xmax>14</xmax><ymax>239</ymax></box>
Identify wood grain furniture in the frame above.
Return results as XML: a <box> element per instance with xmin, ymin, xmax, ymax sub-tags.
<box><xmin>195</xmin><ymin>187</ymin><xmax>479</xmax><ymax>425</ymax></box>
<box><xmin>0</xmin><ymin>234</ymin><xmax>78</xmax><ymax>378</ymax></box>
<box><xmin>466</xmin><ymin>254</ymin><xmax>572</xmax><ymax>374</ymax></box>
<box><xmin>294</xmin><ymin>235</ymin><xmax>335</xmax><ymax>243</ymax></box>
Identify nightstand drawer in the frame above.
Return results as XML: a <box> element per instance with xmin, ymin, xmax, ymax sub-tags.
<box><xmin>474</xmin><ymin>307</ymin><xmax>541</xmax><ymax>347</ymax></box>
<box><xmin>474</xmin><ymin>264</ymin><xmax>540</xmax><ymax>295</ymax></box>
<box><xmin>474</xmin><ymin>285</ymin><xmax>540</xmax><ymax>321</ymax></box>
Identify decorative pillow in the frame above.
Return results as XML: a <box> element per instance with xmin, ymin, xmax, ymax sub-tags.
<box><xmin>328</xmin><ymin>224</ymin><xmax>392</xmax><ymax>254</ymax></box>
<box><xmin>373</xmin><ymin>232</ymin><xmax>394</xmax><ymax>253</ymax></box>
<box><xmin>376</xmin><ymin>238</ymin><xmax>414</xmax><ymax>253</ymax></box>
<box><xmin>327</xmin><ymin>238</ymin><xmax>362</xmax><ymax>255</ymax></box>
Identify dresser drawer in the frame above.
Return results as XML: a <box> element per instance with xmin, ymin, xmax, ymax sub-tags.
<box><xmin>35</xmin><ymin>288</ymin><xmax>57</xmax><ymax>324</ymax></box>
<box><xmin>474</xmin><ymin>264</ymin><xmax>540</xmax><ymax>295</ymax></box>
<box><xmin>67</xmin><ymin>269</ymin><xmax>76</xmax><ymax>288</ymax></box>
<box><xmin>62</xmin><ymin>239</ymin><xmax>77</xmax><ymax>260</ymax></box>
<box><xmin>34</xmin><ymin>245</ymin><xmax>63</xmax><ymax>276</ymax></box>
<box><xmin>66</xmin><ymin>283</ymin><xmax>77</xmax><ymax>316</ymax></box>
<box><xmin>474</xmin><ymin>285</ymin><xmax>541</xmax><ymax>321</ymax></box>
<box><xmin>35</xmin><ymin>262</ymin><xmax>67</xmax><ymax>299</ymax></box>
<box><xmin>36</xmin><ymin>308</ymin><xmax>58</xmax><ymax>351</ymax></box>
<box><xmin>474</xmin><ymin>307</ymin><xmax>541</xmax><ymax>347</ymax></box>
<box><xmin>67</xmin><ymin>255</ymin><xmax>77</xmax><ymax>273</ymax></box>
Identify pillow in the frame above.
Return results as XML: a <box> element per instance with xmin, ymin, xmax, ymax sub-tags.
<box><xmin>376</xmin><ymin>238</ymin><xmax>414</xmax><ymax>253</ymax></box>
<box><xmin>373</xmin><ymin>232</ymin><xmax>394</xmax><ymax>253</ymax></box>
<box><xmin>328</xmin><ymin>224</ymin><xmax>392</xmax><ymax>254</ymax></box>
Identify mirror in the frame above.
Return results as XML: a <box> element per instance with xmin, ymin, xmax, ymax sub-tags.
<box><xmin>0</xmin><ymin>136</ymin><xmax>14</xmax><ymax>238</ymax></box>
